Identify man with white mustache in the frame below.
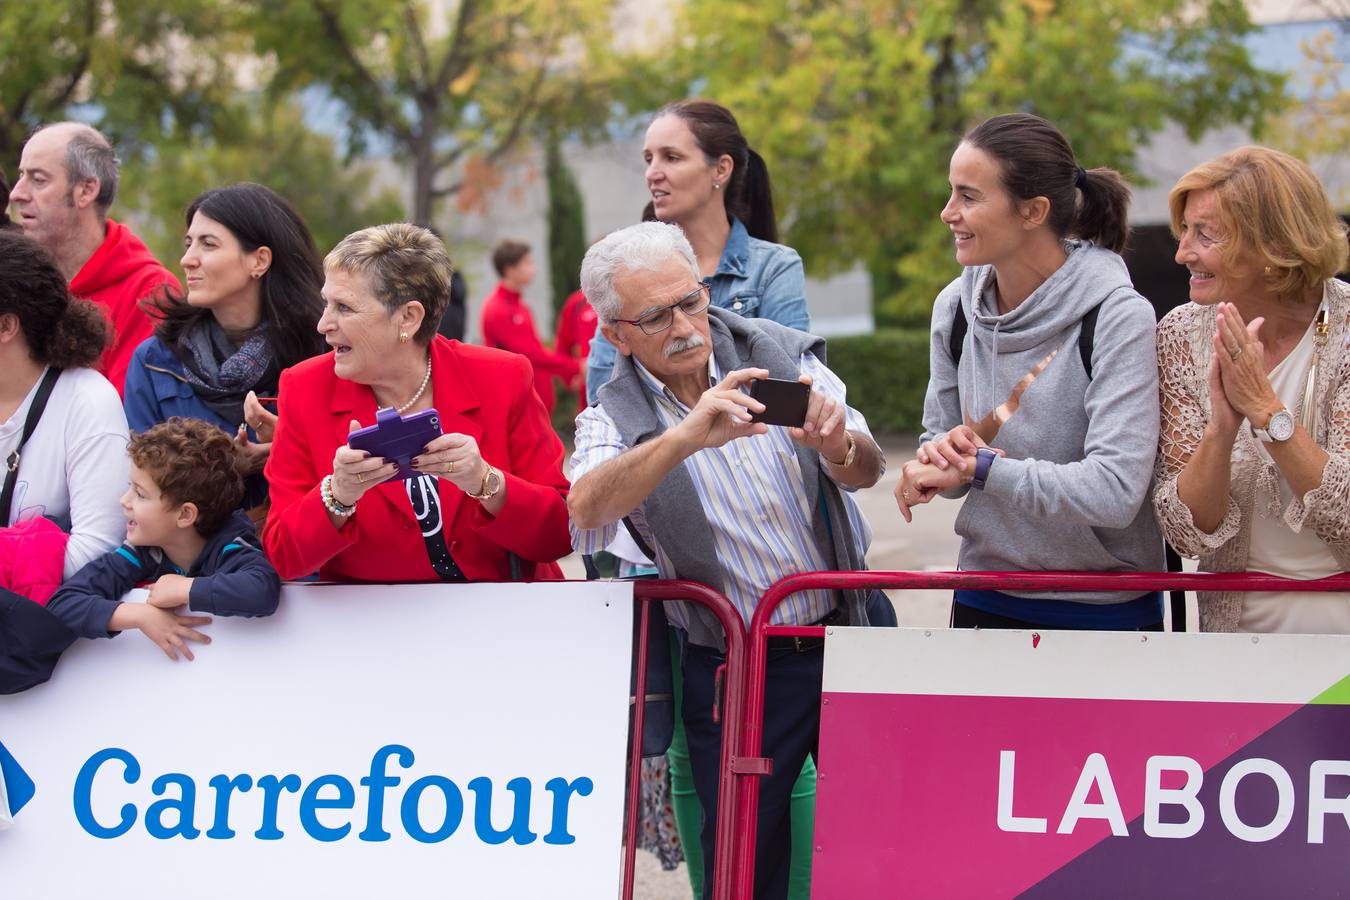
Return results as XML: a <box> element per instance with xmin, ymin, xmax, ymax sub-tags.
<box><xmin>568</xmin><ymin>221</ymin><xmax>884</xmax><ymax>900</ymax></box>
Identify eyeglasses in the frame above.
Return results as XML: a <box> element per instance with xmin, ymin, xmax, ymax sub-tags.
<box><xmin>613</xmin><ymin>283</ymin><xmax>712</xmax><ymax>335</ymax></box>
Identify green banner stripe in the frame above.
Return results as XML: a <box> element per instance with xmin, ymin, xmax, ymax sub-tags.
<box><xmin>1310</xmin><ymin>672</ymin><xmax>1350</xmax><ymax>705</ymax></box>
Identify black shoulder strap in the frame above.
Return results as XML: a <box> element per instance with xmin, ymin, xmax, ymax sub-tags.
<box><xmin>621</xmin><ymin>516</ymin><xmax>656</xmax><ymax>563</ymax></box>
<box><xmin>2</xmin><ymin>368</ymin><xmax>62</xmax><ymax>528</ymax></box>
<box><xmin>949</xmin><ymin>302</ymin><xmax>969</xmax><ymax>367</ymax></box>
<box><xmin>1079</xmin><ymin>303</ymin><xmax>1101</xmax><ymax>381</ymax></box>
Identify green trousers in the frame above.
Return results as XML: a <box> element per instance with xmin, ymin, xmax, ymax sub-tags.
<box><xmin>667</xmin><ymin>629</ymin><xmax>815</xmax><ymax>899</ymax></box>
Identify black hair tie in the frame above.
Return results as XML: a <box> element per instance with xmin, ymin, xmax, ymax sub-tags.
<box><xmin>1075</xmin><ymin>166</ymin><xmax>1088</xmax><ymax>189</ymax></box>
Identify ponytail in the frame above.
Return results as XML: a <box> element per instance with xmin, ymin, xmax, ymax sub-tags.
<box><xmin>735</xmin><ymin>148</ymin><xmax>779</xmax><ymax>244</ymax></box>
<box><xmin>1075</xmin><ymin>168</ymin><xmax>1131</xmax><ymax>254</ymax></box>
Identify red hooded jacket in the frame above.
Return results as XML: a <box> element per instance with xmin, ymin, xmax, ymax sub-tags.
<box><xmin>69</xmin><ymin>219</ymin><xmax>179</xmax><ymax>395</ymax></box>
<box><xmin>480</xmin><ymin>283</ymin><xmax>578</xmax><ymax>415</ymax></box>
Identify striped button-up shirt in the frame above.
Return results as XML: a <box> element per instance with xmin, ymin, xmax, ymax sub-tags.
<box><xmin>570</xmin><ymin>352</ymin><xmax>877</xmax><ymax>630</ymax></box>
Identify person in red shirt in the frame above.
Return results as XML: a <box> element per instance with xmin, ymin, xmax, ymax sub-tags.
<box><xmin>554</xmin><ymin>288</ymin><xmax>599</xmax><ymax>412</ymax></box>
<box><xmin>10</xmin><ymin>123</ymin><xmax>178</xmax><ymax>395</ymax></box>
<box><xmin>479</xmin><ymin>240</ymin><xmax>578</xmax><ymax>416</ymax></box>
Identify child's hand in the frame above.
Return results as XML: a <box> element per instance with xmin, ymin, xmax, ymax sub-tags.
<box><xmin>147</xmin><ymin>574</ymin><xmax>194</xmax><ymax>609</ymax></box>
<box><xmin>109</xmin><ymin>603</ymin><xmax>212</xmax><ymax>661</ymax></box>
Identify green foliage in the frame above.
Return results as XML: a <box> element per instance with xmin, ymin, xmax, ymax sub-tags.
<box><xmin>674</xmin><ymin>0</ymin><xmax>1288</xmax><ymax>326</ymax></box>
<box><xmin>0</xmin><ymin>0</ymin><xmax>247</xmax><ymax>167</ymax></box>
<box><xmin>545</xmin><ymin>133</ymin><xmax>587</xmax><ymax>316</ymax></box>
<box><xmin>1274</xmin><ymin>24</ymin><xmax>1350</xmax><ymax>208</ymax></box>
<box><xmin>244</xmin><ymin>0</ymin><xmax>624</xmax><ymax>226</ymax></box>
<box><xmin>118</xmin><ymin>97</ymin><xmax>405</xmax><ymax>267</ymax></box>
<box><xmin>827</xmin><ymin>329</ymin><xmax>932</xmax><ymax>434</ymax></box>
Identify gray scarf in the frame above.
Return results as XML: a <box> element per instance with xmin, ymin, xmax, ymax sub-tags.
<box><xmin>178</xmin><ymin>318</ymin><xmax>277</xmax><ymax>425</ymax></box>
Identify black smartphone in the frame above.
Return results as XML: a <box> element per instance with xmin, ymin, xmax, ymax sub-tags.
<box><xmin>749</xmin><ymin>378</ymin><xmax>810</xmax><ymax>427</ymax></box>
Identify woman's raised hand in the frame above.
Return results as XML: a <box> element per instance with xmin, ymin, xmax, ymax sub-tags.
<box><xmin>1214</xmin><ymin>302</ymin><xmax>1279</xmax><ymax>425</ymax></box>
<box><xmin>917</xmin><ymin>424</ymin><xmax>998</xmax><ymax>471</ymax></box>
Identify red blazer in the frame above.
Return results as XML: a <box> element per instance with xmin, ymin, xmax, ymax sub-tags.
<box><xmin>263</xmin><ymin>337</ymin><xmax>571</xmax><ymax>582</ymax></box>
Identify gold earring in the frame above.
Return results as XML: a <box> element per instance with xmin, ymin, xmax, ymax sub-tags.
<box><xmin>399</xmin><ymin>331</ymin><xmax>410</xmax><ymax>344</ymax></box>
<box><xmin>1263</xmin><ymin>266</ymin><xmax>1274</xmax><ymax>277</ymax></box>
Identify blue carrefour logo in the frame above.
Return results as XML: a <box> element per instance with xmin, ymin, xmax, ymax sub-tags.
<box><xmin>71</xmin><ymin>743</ymin><xmax>593</xmax><ymax>844</ymax></box>
<box><xmin>0</xmin><ymin>739</ymin><xmax>36</xmax><ymax>823</ymax></box>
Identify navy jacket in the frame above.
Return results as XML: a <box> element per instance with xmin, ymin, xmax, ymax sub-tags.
<box><xmin>46</xmin><ymin>511</ymin><xmax>281</xmax><ymax>639</ymax></box>
<box><xmin>122</xmin><ymin>337</ymin><xmax>271</xmax><ymax>508</ymax></box>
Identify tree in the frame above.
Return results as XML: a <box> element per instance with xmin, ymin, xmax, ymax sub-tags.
<box><xmin>545</xmin><ymin>132</ymin><xmax>587</xmax><ymax>315</ymax></box>
<box><xmin>118</xmin><ymin>96</ymin><xmax>405</xmax><ymax>265</ymax></box>
<box><xmin>676</xmin><ymin>0</ymin><xmax>1287</xmax><ymax>324</ymax></box>
<box><xmin>1274</xmin><ymin>12</ymin><xmax>1350</xmax><ymax>207</ymax></box>
<box><xmin>0</xmin><ymin>1</ymin><xmax>243</xmax><ymax>170</ymax></box>
<box><xmin>248</xmin><ymin>0</ymin><xmax>621</xmax><ymax>227</ymax></box>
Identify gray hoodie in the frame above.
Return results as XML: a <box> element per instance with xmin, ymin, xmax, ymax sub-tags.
<box><xmin>921</xmin><ymin>241</ymin><xmax>1164</xmax><ymax>602</ymax></box>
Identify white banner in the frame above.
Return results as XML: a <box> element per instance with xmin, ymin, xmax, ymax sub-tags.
<box><xmin>0</xmin><ymin>581</ymin><xmax>634</xmax><ymax>898</ymax></box>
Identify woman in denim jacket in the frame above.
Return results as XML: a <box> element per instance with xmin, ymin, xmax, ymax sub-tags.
<box><xmin>585</xmin><ymin>100</ymin><xmax>810</xmax><ymax>403</ymax></box>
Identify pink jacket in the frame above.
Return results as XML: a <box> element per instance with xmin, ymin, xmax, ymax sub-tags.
<box><xmin>0</xmin><ymin>517</ymin><xmax>70</xmax><ymax>606</ymax></box>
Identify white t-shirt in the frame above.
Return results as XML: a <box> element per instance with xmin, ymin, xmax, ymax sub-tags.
<box><xmin>0</xmin><ymin>367</ymin><xmax>130</xmax><ymax>579</ymax></box>
<box><xmin>1240</xmin><ymin>316</ymin><xmax>1350</xmax><ymax>634</ymax></box>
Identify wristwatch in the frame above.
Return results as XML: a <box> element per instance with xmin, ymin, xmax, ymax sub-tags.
<box><xmin>971</xmin><ymin>447</ymin><xmax>997</xmax><ymax>490</ymax></box>
<box><xmin>827</xmin><ymin>432</ymin><xmax>857</xmax><ymax>468</ymax></box>
<box><xmin>1251</xmin><ymin>406</ymin><xmax>1295</xmax><ymax>443</ymax></box>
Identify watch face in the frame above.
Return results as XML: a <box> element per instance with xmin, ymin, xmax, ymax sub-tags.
<box><xmin>1269</xmin><ymin>410</ymin><xmax>1295</xmax><ymax>441</ymax></box>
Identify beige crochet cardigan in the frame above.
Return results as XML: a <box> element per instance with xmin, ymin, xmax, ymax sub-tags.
<box><xmin>1152</xmin><ymin>278</ymin><xmax>1350</xmax><ymax>632</ymax></box>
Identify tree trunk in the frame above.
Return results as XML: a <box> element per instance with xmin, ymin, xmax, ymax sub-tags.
<box><xmin>411</xmin><ymin>127</ymin><xmax>436</xmax><ymax>227</ymax></box>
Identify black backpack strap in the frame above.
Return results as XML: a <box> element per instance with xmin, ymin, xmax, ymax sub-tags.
<box><xmin>1078</xmin><ymin>303</ymin><xmax>1102</xmax><ymax>381</ymax></box>
<box><xmin>957</xmin><ymin>297</ymin><xmax>1100</xmax><ymax>378</ymax></box>
<box><xmin>949</xmin><ymin>301</ymin><xmax>969</xmax><ymax>368</ymax></box>
<box><xmin>2</xmin><ymin>368</ymin><xmax>62</xmax><ymax>528</ymax></box>
<box><xmin>621</xmin><ymin>516</ymin><xmax>657</xmax><ymax>563</ymax></box>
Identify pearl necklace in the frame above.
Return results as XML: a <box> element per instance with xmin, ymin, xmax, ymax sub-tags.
<box><xmin>379</xmin><ymin>355</ymin><xmax>432</xmax><ymax>413</ymax></box>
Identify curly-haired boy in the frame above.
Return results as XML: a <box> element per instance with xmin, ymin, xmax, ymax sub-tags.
<box><xmin>48</xmin><ymin>418</ymin><xmax>280</xmax><ymax>659</ymax></box>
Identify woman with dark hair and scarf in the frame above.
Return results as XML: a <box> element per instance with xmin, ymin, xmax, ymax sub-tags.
<box><xmin>123</xmin><ymin>183</ymin><xmax>326</xmax><ymax>512</ymax></box>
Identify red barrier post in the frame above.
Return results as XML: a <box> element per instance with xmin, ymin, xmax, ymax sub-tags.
<box><xmin>733</xmin><ymin>570</ymin><xmax>1350</xmax><ymax>899</ymax></box>
<box><xmin>626</xmin><ymin>580</ymin><xmax>749</xmax><ymax>900</ymax></box>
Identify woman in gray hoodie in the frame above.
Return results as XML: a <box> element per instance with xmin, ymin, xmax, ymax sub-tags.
<box><xmin>896</xmin><ymin>113</ymin><xmax>1165</xmax><ymax>630</ymax></box>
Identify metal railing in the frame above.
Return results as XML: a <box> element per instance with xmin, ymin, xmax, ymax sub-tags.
<box><xmin>730</xmin><ymin>569</ymin><xmax>1350</xmax><ymax>900</ymax></box>
<box><xmin>624</xmin><ymin>579</ymin><xmax>747</xmax><ymax>900</ymax></box>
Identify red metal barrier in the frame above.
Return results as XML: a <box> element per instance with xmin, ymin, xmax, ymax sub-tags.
<box><xmin>623</xmin><ymin>579</ymin><xmax>748</xmax><ymax>900</ymax></box>
<box><xmin>732</xmin><ymin>569</ymin><xmax>1350</xmax><ymax>900</ymax></box>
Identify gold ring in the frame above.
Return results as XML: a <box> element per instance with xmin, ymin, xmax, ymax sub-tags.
<box><xmin>449</xmin><ymin>460</ymin><xmax>456</xmax><ymax>474</ymax></box>
<box><xmin>356</xmin><ymin>472</ymin><xmax>365</xmax><ymax>484</ymax></box>
<box><xmin>1230</xmin><ymin>346</ymin><xmax>1243</xmax><ymax>360</ymax></box>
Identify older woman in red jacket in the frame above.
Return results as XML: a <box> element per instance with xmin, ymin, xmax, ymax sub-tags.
<box><xmin>263</xmin><ymin>223</ymin><xmax>571</xmax><ymax>582</ymax></box>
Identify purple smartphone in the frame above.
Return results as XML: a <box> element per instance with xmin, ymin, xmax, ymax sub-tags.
<box><xmin>347</xmin><ymin>407</ymin><xmax>442</xmax><ymax>483</ymax></box>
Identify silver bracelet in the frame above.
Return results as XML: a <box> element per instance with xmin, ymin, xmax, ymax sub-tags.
<box><xmin>321</xmin><ymin>474</ymin><xmax>356</xmax><ymax>517</ymax></box>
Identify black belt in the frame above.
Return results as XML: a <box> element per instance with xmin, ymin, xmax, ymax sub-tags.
<box><xmin>766</xmin><ymin>606</ymin><xmax>846</xmax><ymax>653</ymax></box>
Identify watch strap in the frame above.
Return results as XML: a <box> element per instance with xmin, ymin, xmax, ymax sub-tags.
<box><xmin>971</xmin><ymin>447</ymin><xmax>997</xmax><ymax>490</ymax></box>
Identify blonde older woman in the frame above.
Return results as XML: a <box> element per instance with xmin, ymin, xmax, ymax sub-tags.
<box><xmin>263</xmin><ymin>224</ymin><xmax>571</xmax><ymax>582</ymax></box>
<box><xmin>1155</xmin><ymin>146</ymin><xmax>1350</xmax><ymax>633</ymax></box>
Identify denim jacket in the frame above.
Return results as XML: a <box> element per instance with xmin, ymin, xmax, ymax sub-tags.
<box><xmin>585</xmin><ymin>217</ymin><xmax>809</xmax><ymax>403</ymax></box>
<box><xmin>122</xmin><ymin>337</ymin><xmax>270</xmax><ymax>509</ymax></box>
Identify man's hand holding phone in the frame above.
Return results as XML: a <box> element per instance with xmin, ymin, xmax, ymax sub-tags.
<box><xmin>672</xmin><ymin>368</ymin><xmax>770</xmax><ymax>453</ymax></box>
<box><xmin>785</xmin><ymin>374</ymin><xmax>849</xmax><ymax>464</ymax></box>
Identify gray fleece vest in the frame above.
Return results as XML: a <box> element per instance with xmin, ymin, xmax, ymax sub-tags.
<box><xmin>597</xmin><ymin>307</ymin><xmax>871</xmax><ymax>650</ymax></box>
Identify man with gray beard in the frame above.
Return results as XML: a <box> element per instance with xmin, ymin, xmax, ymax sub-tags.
<box><xmin>568</xmin><ymin>221</ymin><xmax>884</xmax><ymax>900</ymax></box>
